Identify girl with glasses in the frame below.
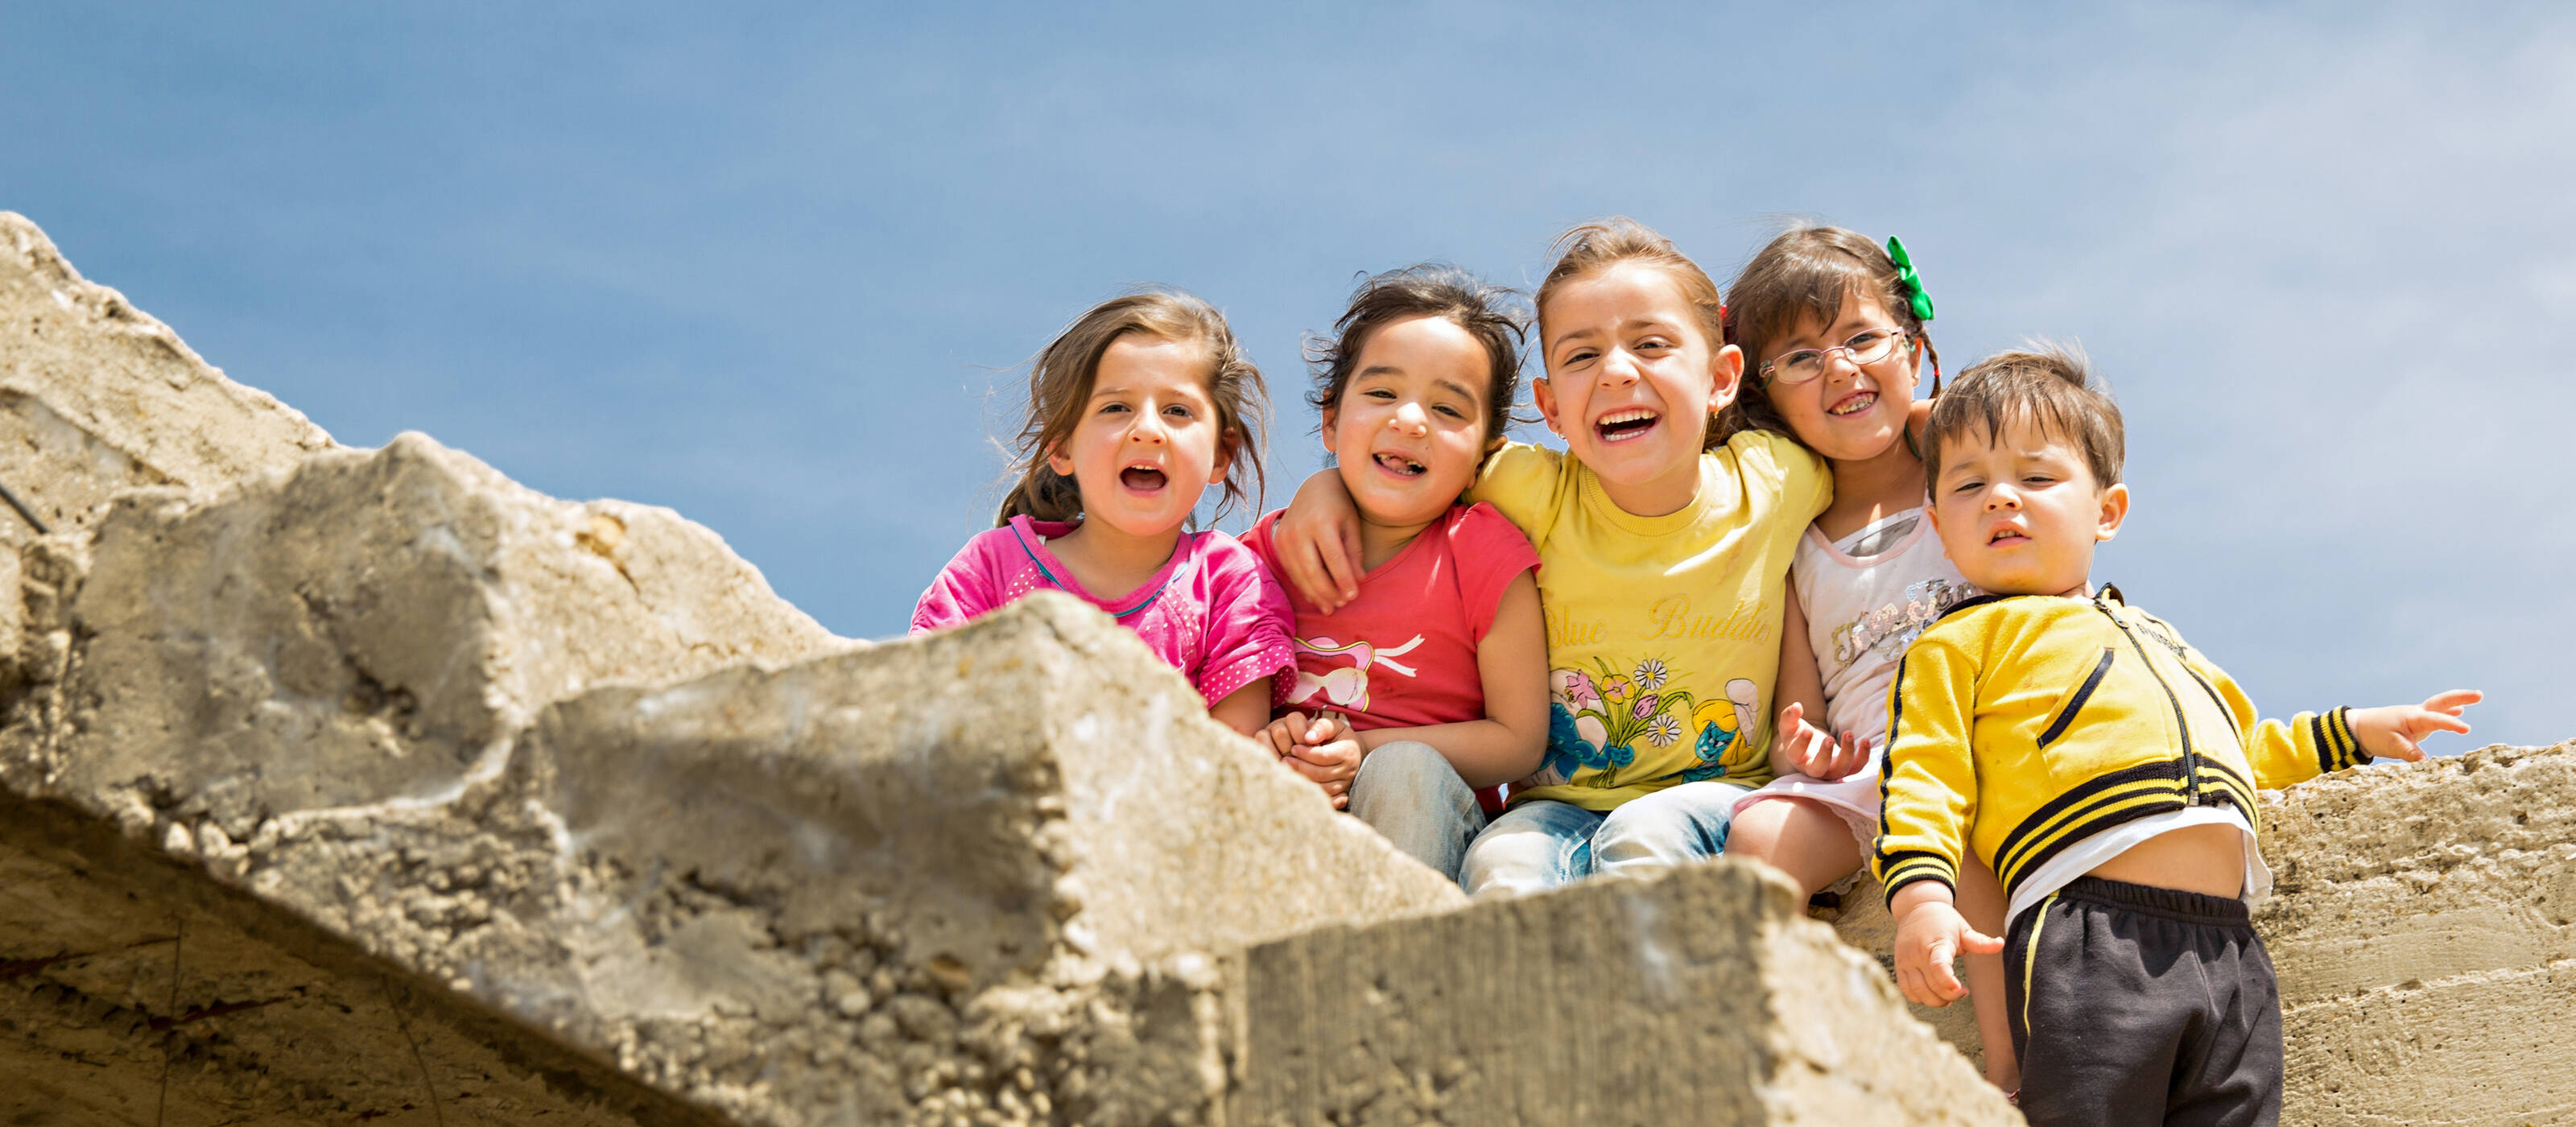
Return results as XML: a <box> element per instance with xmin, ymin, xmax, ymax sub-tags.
<box><xmin>1717</xmin><ymin>227</ymin><xmax>2021</xmax><ymax>1096</ymax></box>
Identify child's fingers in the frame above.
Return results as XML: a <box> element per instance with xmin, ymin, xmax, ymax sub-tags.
<box><xmin>1959</xmin><ymin>927</ymin><xmax>2005</xmax><ymax>956</ymax></box>
<box><xmin>1925</xmin><ymin>937</ymin><xmax>1968</xmax><ymax>1001</ymax></box>
<box><xmin>1776</xmin><ymin>700</ymin><xmax>1805</xmax><ymax>731</ymax></box>
<box><xmin>2410</xmin><ymin>707</ymin><xmax>2474</xmax><ymax>737</ymax></box>
<box><xmin>1895</xmin><ymin>964</ymin><xmax>1928</xmax><ymax>1006</ymax></box>
<box><xmin>1308</xmin><ymin>528</ymin><xmax>1359</xmax><ymax>609</ymax></box>
<box><xmin>2423</xmin><ymin>688</ymin><xmax>2484</xmax><ymax>714</ymax></box>
<box><xmin>2381</xmin><ymin>732</ymin><xmax>2425</xmax><ymax>762</ymax></box>
<box><xmin>1282</xmin><ymin>543</ymin><xmax>1341</xmax><ymax>610</ymax></box>
<box><xmin>1335</xmin><ymin>524</ymin><xmax>1364</xmax><ymax>605</ymax></box>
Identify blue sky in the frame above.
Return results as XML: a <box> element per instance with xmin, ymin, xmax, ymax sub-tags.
<box><xmin>5</xmin><ymin>2</ymin><xmax>2569</xmax><ymax>749</ymax></box>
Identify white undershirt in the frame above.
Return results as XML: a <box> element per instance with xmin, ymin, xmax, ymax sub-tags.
<box><xmin>2004</xmin><ymin>807</ymin><xmax>2273</xmax><ymax>924</ymax></box>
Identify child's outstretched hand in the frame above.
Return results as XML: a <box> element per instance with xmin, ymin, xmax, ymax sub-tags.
<box><xmin>1890</xmin><ymin>885</ymin><xmax>2004</xmax><ymax>1008</ymax></box>
<box><xmin>1770</xmin><ymin>700</ymin><xmax>1872</xmax><ymax>782</ymax></box>
<box><xmin>1269</xmin><ymin>470</ymin><xmax>1365</xmax><ymax>612</ymax></box>
<box><xmin>2348</xmin><ymin>689</ymin><xmax>2483</xmax><ymax>762</ymax></box>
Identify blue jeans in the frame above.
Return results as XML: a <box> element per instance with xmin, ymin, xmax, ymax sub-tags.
<box><xmin>1457</xmin><ymin>780</ymin><xmax>1755</xmax><ymax>896</ymax></box>
<box><xmin>1347</xmin><ymin>741</ymin><xmax>1485</xmax><ymax>882</ymax></box>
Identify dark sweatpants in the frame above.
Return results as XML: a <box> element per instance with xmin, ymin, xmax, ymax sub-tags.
<box><xmin>2006</xmin><ymin>876</ymin><xmax>2284</xmax><ymax>1127</ymax></box>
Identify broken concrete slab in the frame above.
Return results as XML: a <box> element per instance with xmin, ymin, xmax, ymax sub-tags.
<box><xmin>0</xmin><ymin>212</ymin><xmax>332</xmax><ymax>545</ymax></box>
<box><xmin>9</xmin><ymin>583</ymin><xmax>1462</xmax><ymax>1126</ymax></box>
<box><xmin>6</xmin><ymin>431</ymin><xmax>848</xmax><ymax>836</ymax></box>
<box><xmin>2257</xmin><ymin>741</ymin><xmax>2576</xmax><ymax>1126</ymax></box>
<box><xmin>1228</xmin><ymin>856</ymin><xmax>2021</xmax><ymax>1125</ymax></box>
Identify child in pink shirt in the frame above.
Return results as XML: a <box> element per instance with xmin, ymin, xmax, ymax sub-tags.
<box><xmin>1245</xmin><ymin>266</ymin><xmax>1549</xmax><ymax>880</ymax></box>
<box><xmin>912</xmin><ymin>290</ymin><xmax>1294</xmax><ymax>735</ymax></box>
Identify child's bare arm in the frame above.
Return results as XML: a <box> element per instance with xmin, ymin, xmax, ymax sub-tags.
<box><xmin>1766</xmin><ymin>579</ymin><xmax>1869</xmax><ymax>781</ymax></box>
<box><xmin>1208</xmin><ymin>679</ymin><xmax>1274</xmax><ymax>737</ymax></box>
<box><xmin>1350</xmin><ymin>572</ymin><xmax>1549</xmax><ymax>788</ymax></box>
<box><xmin>2347</xmin><ymin>690</ymin><xmax>2482</xmax><ymax>762</ymax></box>
<box><xmin>1889</xmin><ymin>880</ymin><xmax>2004</xmax><ymax>1008</ymax></box>
<box><xmin>1265</xmin><ymin>470</ymin><xmax>1365</xmax><ymax>611</ymax></box>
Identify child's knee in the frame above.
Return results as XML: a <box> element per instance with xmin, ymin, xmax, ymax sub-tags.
<box><xmin>1593</xmin><ymin>782</ymin><xmax>1749</xmax><ymax>873</ymax></box>
<box><xmin>1721</xmin><ymin>798</ymin><xmax>1790</xmax><ymax>860</ymax></box>
<box><xmin>1353</xmin><ymin>741</ymin><xmax>1470</xmax><ymax>801</ymax></box>
<box><xmin>1458</xmin><ymin>802</ymin><xmax>1592</xmax><ymax>895</ymax></box>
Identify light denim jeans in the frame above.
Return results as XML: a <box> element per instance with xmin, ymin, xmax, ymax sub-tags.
<box><xmin>1457</xmin><ymin>780</ymin><xmax>1756</xmax><ymax>896</ymax></box>
<box><xmin>1346</xmin><ymin>741</ymin><xmax>1485</xmax><ymax>882</ymax></box>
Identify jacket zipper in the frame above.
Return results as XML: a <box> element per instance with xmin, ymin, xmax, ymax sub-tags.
<box><xmin>2101</xmin><ymin>600</ymin><xmax>2202</xmax><ymax>806</ymax></box>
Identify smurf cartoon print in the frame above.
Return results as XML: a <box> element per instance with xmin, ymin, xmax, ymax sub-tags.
<box><xmin>1286</xmin><ymin>633</ymin><xmax>1425</xmax><ymax>714</ymax></box>
<box><xmin>1678</xmin><ymin>679</ymin><xmax>1764</xmax><ymax>782</ymax></box>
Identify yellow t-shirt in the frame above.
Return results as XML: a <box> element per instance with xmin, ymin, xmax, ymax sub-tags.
<box><xmin>1473</xmin><ymin>430</ymin><xmax>1831</xmax><ymax>811</ymax></box>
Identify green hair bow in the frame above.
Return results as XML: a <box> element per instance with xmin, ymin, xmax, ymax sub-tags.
<box><xmin>1885</xmin><ymin>236</ymin><xmax>1935</xmax><ymax>322</ymax></box>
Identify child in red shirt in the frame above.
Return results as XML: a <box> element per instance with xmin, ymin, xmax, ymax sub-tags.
<box><xmin>1245</xmin><ymin>265</ymin><xmax>1549</xmax><ymax>881</ymax></box>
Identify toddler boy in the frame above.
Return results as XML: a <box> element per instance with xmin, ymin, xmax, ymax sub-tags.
<box><xmin>1876</xmin><ymin>348</ymin><xmax>2479</xmax><ymax>1127</ymax></box>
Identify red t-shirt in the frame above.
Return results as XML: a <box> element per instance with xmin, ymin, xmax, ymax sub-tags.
<box><xmin>1245</xmin><ymin>502</ymin><xmax>1541</xmax><ymax>813</ymax></box>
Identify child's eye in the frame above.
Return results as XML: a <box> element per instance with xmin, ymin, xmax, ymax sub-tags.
<box><xmin>1435</xmin><ymin>403</ymin><xmax>1466</xmax><ymax>419</ymax></box>
<box><xmin>1100</xmin><ymin>402</ymin><xmax>1129</xmax><ymax>415</ymax></box>
<box><xmin>1164</xmin><ymin>404</ymin><xmax>1195</xmax><ymax>419</ymax></box>
<box><xmin>1952</xmin><ymin>479</ymin><xmax>1983</xmax><ymax>493</ymax></box>
<box><xmin>1563</xmin><ymin>348</ymin><xmax>1598</xmax><ymax>366</ymax></box>
<box><xmin>1364</xmin><ymin>388</ymin><xmax>1397</xmax><ymax>400</ymax></box>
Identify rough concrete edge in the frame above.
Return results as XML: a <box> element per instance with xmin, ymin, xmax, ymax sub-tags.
<box><xmin>1752</xmin><ymin>862</ymin><xmax>2021</xmax><ymax>1125</ymax></box>
<box><xmin>0</xmin><ymin>210</ymin><xmax>332</xmax><ymax>450</ymax></box>
<box><xmin>0</xmin><ymin>787</ymin><xmax>729</xmax><ymax>1127</ymax></box>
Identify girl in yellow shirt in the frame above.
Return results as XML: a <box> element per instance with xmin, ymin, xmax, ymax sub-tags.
<box><xmin>1269</xmin><ymin>219</ymin><xmax>1830</xmax><ymax>893</ymax></box>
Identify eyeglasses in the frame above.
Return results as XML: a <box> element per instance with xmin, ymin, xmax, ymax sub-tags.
<box><xmin>1759</xmin><ymin>328</ymin><xmax>1913</xmax><ymax>386</ymax></box>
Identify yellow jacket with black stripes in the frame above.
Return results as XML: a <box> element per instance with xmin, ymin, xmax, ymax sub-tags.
<box><xmin>1872</xmin><ymin>586</ymin><xmax>2366</xmax><ymax>902</ymax></box>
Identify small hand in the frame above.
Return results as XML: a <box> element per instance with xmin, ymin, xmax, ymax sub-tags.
<box><xmin>2347</xmin><ymin>689</ymin><xmax>2482</xmax><ymax>762</ymax></box>
<box><xmin>1255</xmin><ymin>711</ymin><xmax>1311</xmax><ymax>762</ymax></box>
<box><xmin>1283</xmin><ymin>713</ymin><xmax>1364</xmax><ymax>809</ymax></box>
<box><xmin>1273</xmin><ymin>471</ymin><xmax>1364</xmax><ymax>612</ymax></box>
<box><xmin>1893</xmin><ymin>898</ymin><xmax>2004</xmax><ymax>1008</ymax></box>
<box><xmin>1773</xmin><ymin>701</ymin><xmax>1872</xmax><ymax>782</ymax></box>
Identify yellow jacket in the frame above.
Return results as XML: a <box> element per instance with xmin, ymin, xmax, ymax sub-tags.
<box><xmin>1872</xmin><ymin>586</ymin><xmax>2365</xmax><ymax>902</ymax></box>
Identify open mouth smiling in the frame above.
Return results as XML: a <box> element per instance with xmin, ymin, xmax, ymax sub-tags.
<box><xmin>1987</xmin><ymin>526</ymin><xmax>2029</xmax><ymax>546</ymax></box>
<box><xmin>1372</xmin><ymin>452</ymin><xmax>1428</xmax><ymax>477</ymax></box>
<box><xmin>1594</xmin><ymin>409</ymin><xmax>1659</xmax><ymax>443</ymax></box>
<box><xmin>1119</xmin><ymin>464</ymin><xmax>1167</xmax><ymax>491</ymax></box>
<box><xmin>1827</xmin><ymin>390</ymin><xmax>1878</xmax><ymax>417</ymax></box>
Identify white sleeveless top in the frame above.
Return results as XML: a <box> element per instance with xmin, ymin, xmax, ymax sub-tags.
<box><xmin>1794</xmin><ymin>507</ymin><xmax>1977</xmax><ymax>748</ymax></box>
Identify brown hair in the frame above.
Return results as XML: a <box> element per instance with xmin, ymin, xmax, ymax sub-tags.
<box><xmin>1532</xmin><ymin>218</ymin><xmax>1739</xmax><ymax>451</ymax></box>
<box><xmin>1307</xmin><ymin>264</ymin><xmax>1527</xmax><ymax>452</ymax></box>
<box><xmin>1727</xmin><ymin>225</ymin><xmax>1940</xmax><ymax>442</ymax></box>
<box><xmin>995</xmin><ymin>290</ymin><xmax>1268</xmax><ymax>526</ymax></box>
<box><xmin>1921</xmin><ymin>344</ymin><xmax>2124</xmax><ymax>492</ymax></box>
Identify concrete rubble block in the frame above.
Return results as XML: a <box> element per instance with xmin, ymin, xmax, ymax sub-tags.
<box><xmin>2255</xmin><ymin>741</ymin><xmax>2576</xmax><ymax>1126</ymax></box>
<box><xmin>0</xmin><ymin>794</ymin><xmax>727</xmax><ymax>1127</ymax></box>
<box><xmin>11</xmin><ymin>430</ymin><xmax>847</xmax><ymax>832</ymax></box>
<box><xmin>1818</xmin><ymin>873</ymin><xmax>1987</xmax><ymax>1068</ymax></box>
<box><xmin>0</xmin><ymin>212</ymin><xmax>333</xmax><ymax>546</ymax></box>
<box><xmin>10</xmin><ymin>583</ymin><xmax>1460</xmax><ymax>1126</ymax></box>
<box><xmin>1228</xmin><ymin>857</ymin><xmax>2021</xmax><ymax>1126</ymax></box>
<box><xmin>428</xmin><ymin>592</ymin><xmax>1467</xmax><ymax>1125</ymax></box>
<box><xmin>1</xmin><ymin>427</ymin><xmax>852</xmax><ymax>1123</ymax></box>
